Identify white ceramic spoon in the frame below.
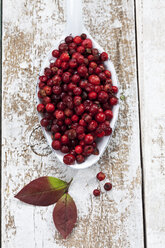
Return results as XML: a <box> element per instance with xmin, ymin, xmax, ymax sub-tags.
<box><xmin>36</xmin><ymin>0</ymin><xmax>119</xmax><ymax>169</ymax></box>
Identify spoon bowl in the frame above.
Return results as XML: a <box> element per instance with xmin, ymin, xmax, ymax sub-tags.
<box><xmin>36</xmin><ymin>0</ymin><xmax>119</xmax><ymax>169</ymax></box>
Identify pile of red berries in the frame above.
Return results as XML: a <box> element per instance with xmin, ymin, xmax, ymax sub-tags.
<box><xmin>37</xmin><ymin>34</ymin><xmax>118</xmax><ymax>165</ymax></box>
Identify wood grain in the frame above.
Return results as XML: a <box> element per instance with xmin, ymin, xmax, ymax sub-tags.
<box><xmin>136</xmin><ymin>0</ymin><xmax>165</xmax><ymax>247</ymax></box>
<box><xmin>2</xmin><ymin>0</ymin><xmax>144</xmax><ymax>247</ymax></box>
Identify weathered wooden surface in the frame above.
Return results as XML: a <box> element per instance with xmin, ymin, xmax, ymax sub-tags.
<box><xmin>136</xmin><ymin>1</ymin><xmax>165</xmax><ymax>247</ymax></box>
<box><xmin>2</xmin><ymin>0</ymin><xmax>144</xmax><ymax>247</ymax></box>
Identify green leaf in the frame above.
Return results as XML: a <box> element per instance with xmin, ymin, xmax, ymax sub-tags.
<box><xmin>15</xmin><ymin>177</ymin><xmax>70</xmax><ymax>206</ymax></box>
<box><xmin>53</xmin><ymin>193</ymin><xmax>77</xmax><ymax>239</ymax></box>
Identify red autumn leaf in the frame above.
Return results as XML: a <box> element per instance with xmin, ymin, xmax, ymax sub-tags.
<box><xmin>53</xmin><ymin>193</ymin><xmax>77</xmax><ymax>239</ymax></box>
<box><xmin>15</xmin><ymin>177</ymin><xmax>71</xmax><ymax>206</ymax></box>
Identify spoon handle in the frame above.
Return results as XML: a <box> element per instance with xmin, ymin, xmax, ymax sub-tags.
<box><xmin>65</xmin><ymin>0</ymin><xmax>83</xmax><ymax>36</ymax></box>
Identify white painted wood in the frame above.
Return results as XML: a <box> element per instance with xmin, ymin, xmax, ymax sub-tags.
<box><xmin>2</xmin><ymin>0</ymin><xmax>144</xmax><ymax>247</ymax></box>
<box><xmin>136</xmin><ymin>0</ymin><xmax>165</xmax><ymax>247</ymax></box>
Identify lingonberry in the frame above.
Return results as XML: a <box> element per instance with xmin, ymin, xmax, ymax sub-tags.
<box><xmin>64</xmin><ymin>118</ymin><xmax>72</xmax><ymax>125</ymax></box>
<box><xmin>68</xmin><ymin>42</ymin><xmax>77</xmax><ymax>50</ymax></box>
<box><xmin>62</xmin><ymin>72</ymin><xmax>71</xmax><ymax>83</ymax></box>
<box><xmin>43</xmin><ymin>86</ymin><xmax>52</xmax><ymax>95</ymax></box>
<box><xmin>71</xmin><ymin>114</ymin><xmax>79</xmax><ymax>122</ymax></box>
<box><xmin>88</xmin><ymin>91</ymin><xmax>97</xmax><ymax>100</ymax></box>
<box><xmin>77</xmin><ymin>65</ymin><xmax>88</xmax><ymax>77</ymax></box>
<box><xmin>65</xmin><ymin>35</ymin><xmax>73</xmax><ymax>44</ymax></box>
<box><xmin>52</xmin><ymin>140</ymin><xmax>61</xmax><ymax>150</ymax></box>
<box><xmin>37</xmin><ymin>104</ymin><xmax>45</xmax><ymax>113</ymax></box>
<box><xmin>61</xmin><ymin>145</ymin><xmax>70</xmax><ymax>153</ymax></box>
<box><xmin>46</xmin><ymin>103</ymin><xmax>55</xmax><ymax>113</ymax></box>
<box><xmin>60</xmin><ymin>52</ymin><xmax>70</xmax><ymax>62</ymax></box>
<box><xmin>77</xmin><ymin>55</ymin><xmax>85</xmax><ymax>64</ymax></box>
<box><xmin>82</xmin><ymin>39</ymin><xmax>92</xmax><ymax>48</ymax></box>
<box><xmin>54</xmin><ymin>132</ymin><xmax>61</xmax><ymax>140</ymax></box>
<box><xmin>105</xmin><ymin>110</ymin><xmax>113</xmax><ymax>120</ymax></box>
<box><xmin>63</xmin><ymin>154</ymin><xmax>76</xmax><ymax>165</ymax></box>
<box><xmin>79</xmin><ymin>119</ymin><xmax>87</xmax><ymax>127</ymax></box>
<box><xmin>97</xmin><ymin>172</ymin><xmax>106</xmax><ymax>181</ymax></box>
<box><xmin>69</xmin><ymin>58</ymin><xmax>77</xmax><ymax>68</ymax></box>
<box><xmin>109</xmin><ymin>97</ymin><xmax>118</xmax><ymax>105</ymax></box>
<box><xmin>73</xmin><ymin>87</ymin><xmax>82</xmax><ymax>96</ymax></box>
<box><xmin>57</xmin><ymin>102</ymin><xmax>66</xmax><ymax>110</ymax></box>
<box><xmin>76</xmin><ymin>125</ymin><xmax>84</xmax><ymax>134</ymax></box>
<box><xmin>77</xmin><ymin>46</ymin><xmax>85</xmax><ymax>54</ymax></box>
<box><xmin>81</xmin><ymin>33</ymin><xmax>87</xmax><ymax>40</ymax></box>
<box><xmin>100</xmin><ymin>52</ymin><xmax>108</xmax><ymax>61</ymax></box>
<box><xmin>97</xmin><ymin>91</ymin><xmax>109</xmax><ymax>103</ymax></box>
<box><xmin>75</xmin><ymin>104</ymin><xmax>85</xmax><ymax>115</ymax></box>
<box><xmin>68</xmin><ymin>129</ymin><xmax>77</xmax><ymax>140</ymax></box>
<box><xmin>61</xmin><ymin>62</ymin><xmax>69</xmax><ymax>70</ymax></box>
<box><xmin>93</xmin><ymin>189</ymin><xmax>100</xmax><ymax>197</ymax></box>
<box><xmin>52</xmin><ymin>85</ymin><xmax>62</xmax><ymax>95</ymax></box>
<box><xmin>104</xmin><ymin>182</ymin><xmax>112</xmax><ymax>191</ymax></box>
<box><xmin>59</xmin><ymin>43</ymin><xmax>68</xmax><ymax>52</ymax></box>
<box><xmin>75</xmin><ymin>145</ymin><xmax>83</xmax><ymax>154</ymax></box>
<box><xmin>61</xmin><ymin>134</ymin><xmax>69</xmax><ymax>145</ymax></box>
<box><xmin>84</xmin><ymin>134</ymin><xmax>94</xmax><ymax>144</ymax></box>
<box><xmin>38</xmin><ymin>82</ymin><xmax>45</xmax><ymax>89</ymax></box>
<box><xmin>72</xmin><ymin>74</ymin><xmax>80</xmax><ymax>83</ymax></box>
<box><xmin>83</xmin><ymin>114</ymin><xmax>92</xmax><ymax>123</ymax></box>
<box><xmin>51</xmin><ymin>124</ymin><xmax>60</xmax><ymax>133</ymax></box>
<box><xmin>84</xmin><ymin>145</ymin><xmax>94</xmax><ymax>156</ymax></box>
<box><xmin>78</xmin><ymin>133</ymin><xmax>85</xmax><ymax>140</ymax></box>
<box><xmin>40</xmin><ymin>118</ymin><xmax>49</xmax><ymax>127</ymax></box>
<box><xmin>44</xmin><ymin>68</ymin><xmax>52</xmax><ymax>77</ymax></box>
<box><xmin>74</xmin><ymin>96</ymin><xmax>82</xmax><ymax>106</ymax></box>
<box><xmin>112</xmin><ymin>86</ymin><xmax>118</xmax><ymax>94</ymax></box>
<box><xmin>88</xmin><ymin>75</ymin><xmax>100</xmax><ymax>85</ymax></box>
<box><xmin>104</xmin><ymin>70</ymin><xmax>111</xmax><ymax>78</ymax></box>
<box><xmin>88</xmin><ymin>120</ymin><xmax>98</xmax><ymax>131</ymax></box>
<box><xmin>104</xmin><ymin>127</ymin><xmax>112</xmax><ymax>136</ymax></box>
<box><xmin>54</xmin><ymin>58</ymin><xmax>62</xmax><ymax>68</ymax></box>
<box><xmin>90</xmin><ymin>104</ymin><xmax>99</xmax><ymax>115</ymax></box>
<box><xmin>64</xmin><ymin>108</ymin><xmax>73</xmax><ymax>117</ymax></box>
<box><xmin>73</xmin><ymin>36</ymin><xmax>82</xmax><ymax>44</ymax></box>
<box><xmin>76</xmin><ymin>154</ymin><xmax>85</xmax><ymax>163</ymax></box>
<box><xmin>55</xmin><ymin>110</ymin><xmax>65</xmax><ymax>120</ymax></box>
<box><xmin>95</xmin><ymin>113</ymin><xmax>106</xmax><ymax>123</ymax></box>
<box><xmin>52</xmin><ymin>75</ymin><xmax>61</xmax><ymax>85</ymax></box>
<box><xmin>99</xmin><ymin>72</ymin><xmax>106</xmax><ymax>81</ymax></box>
<box><xmin>52</xmin><ymin>49</ymin><xmax>60</xmax><ymax>58</ymax></box>
<box><xmin>68</xmin><ymin>82</ymin><xmax>76</xmax><ymax>91</ymax></box>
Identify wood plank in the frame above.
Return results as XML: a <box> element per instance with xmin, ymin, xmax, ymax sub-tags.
<box><xmin>136</xmin><ymin>1</ymin><xmax>165</xmax><ymax>247</ymax></box>
<box><xmin>2</xmin><ymin>0</ymin><xmax>144</xmax><ymax>247</ymax></box>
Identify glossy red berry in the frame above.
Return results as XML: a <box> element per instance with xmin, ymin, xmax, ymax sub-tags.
<box><xmin>37</xmin><ymin>104</ymin><xmax>45</xmax><ymax>113</ymax></box>
<box><xmin>84</xmin><ymin>134</ymin><xmax>94</xmax><ymax>144</ymax></box>
<box><xmin>75</xmin><ymin>145</ymin><xmax>83</xmax><ymax>154</ymax></box>
<box><xmin>88</xmin><ymin>75</ymin><xmax>100</xmax><ymax>85</ymax></box>
<box><xmin>105</xmin><ymin>110</ymin><xmax>113</xmax><ymax>120</ymax></box>
<box><xmin>54</xmin><ymin>132</ymin><xmax>61</xmax><ymax>140</ymax></box>
<box><xmin>98</xmin><ymin>91</ymin><xmax>109</xmax><ymax>103</ymax></box>
<box><xmin>65</xmin><ymin>36</ymin><xmax>73</xmax><ymax>44</ymax></box>
<box><xmin>63</xmin><ymin>154</ymin><xmax>75</xmax><ymax>165</ymax></box>
<box><xmin>112</xmin><ymin>86</ymin><xmax>118</xmax><ymax>94</ymax></box>
<box><xmin>82</xmin><ymin>39</ymin><xmax>92</xmax><ymax>48</ymax></box>
<box><xmin>88</xmin><ymin>91</ymin><xmax>97</xmax><ymax>100</ymax></box>
<box><xmin>100</xmin><ymin>52</ymin><xmax>108</xmax><ymax>61</ymax></box>
<box><xmin>60</xmin><ymin>52</ymin><xmax>70</xmax><ymax>62</ymax></box>
<box><xmin>40</xmin><ymin>118</ymin><xmax>49</xmax><ymax>127</ymax></box>
<box><xmin>76</xmin><ymin>154</ymin><xmax>85</xmax><ymax>163</ymax></box>
<box><xmin>71</xmin><ymin>114</ymin><xmax>79</xmax><ymax>122</ymax></box>
<box><xmin>52</xmin><ymin>140</ymin><xmax>61</xmax><ymax>150</ymax></box>
<box><xmin>95</xmin><ymin>113</ymin><xmax>106</xmax><ymax>123</ymax></box>
<box><xmin>88</xmin><ymin>120</ymin><xmax>98</xmax><ymax>131</ymax></box>
<box><xmin>46</xmin><ymin>103</ymin><xmax>55</xmax><ymax>113</ymax></box>
<box><xmin>93</xmin><ymin>189</ymin><xmax>100</xmax><ymax>197</ymax></box>
<box><xmin>97</xmin><ymin>172</ymin><xmax>106</xmax><ymax>181</ymax></box>
<box><xmin>104</xmin><ymin>182</ymin><xmax>112</xmax><ymax>191</ymax></box>
<box><xmin>55</xmin><ymin>110</ymin><xmax>65</xmax><ymax>120</ymax></box>
<box><xmin>77</xmin><ymin>65</ymin><xmax>88</xmax><ymax>77</ymax></box>
<box><xmin>109</xmin><ymin>97</ymin><xmax>118</xmax><ymax>105</ymax></box>
<box><xmin>52</xmin><ymin>49</ymin><xmax>60</xmax><ymax>58</ymax></box>
<box><xmin>73</xmin><ymin>36</ymin><xmax>82</xmax><ymax>44</ymax></box>
<box><xmin>61</xmin><ymin>135</ymin><xmax>69</xmax><ymax>144</ymax></box>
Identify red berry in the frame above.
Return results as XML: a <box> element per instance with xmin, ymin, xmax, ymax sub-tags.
<box><xmin>98</xmin><ymin>91</ymin><xmax>109</xmax><ymax>103</ymax></box>
<box><xmin>81</xmin><ymin>33</ymin><xmax>87</xmax><ymax>40</ymax></box>
<box><xmin>109</xmin><ymin>97</ymin><xmax>118</xmax><ymax>105</ymax></box>
<box><xmin>65</xmin><ymin>36</ymin><xmax>73</xmax><ymax>44</ymax></box>
<box><xmin>97</xmin><ymin>172</ymin><xmax>106</xmax><ymax>181</ymax></box>
<box><xmin>46</xmin><ymin>103</ymin><xmax>55</xmax><ymax>113</ymax></box>
<box><xmin>52</xmin><ymin>140</ymin><xmax>61</xmax><ymax>150</ymax></box>
<box><xmin>71</xmin><ymin>114</ymin><xmax>79</xmax><ymax>122</ymax></box>
<box><xmin>55</xmin><ymin>110</ymin><xmax>65</xmax><ymax>120</ymax></box>
<box><xmin>76</xmin><ymin>125</ymin><xmax>84</xmax><ymax>134</ymax></box>
<box><xmin>73</xmin><ymin>87</ymin><xmax>82</xmax><ymax>96</ymax></box>
<box><xmin>74</xmin><ymin>96</ymin><xmax>82</xmax><ymax>106</ymax></box>
<box><xmin>84</xmin><ymin>134</ymin><xmax>94</xmax><ymax>144</ymax></box>
<box><xmin>84</xmin><ymin>145</ymin><xmax>94</xmax><ymax>155</ymax></box>
<box><xmin>88</xmin><ymin>120</ymin><xmax>98</xmax><ymax>131</ymax></box>
<box><xmin>93</xmin><ymin>189</ymin><xmax>100</xmax><ymax>197</ymax></box>
<box><xmin>54</xmin><ymin>132</ymin><xmax>61</xmax><ymax>140</ymax></box>
<box><xmin>105</xmin><ymin>110</ymin><xmax>113</xmax><ymax>120</ymax></box>
<box><xmin>61</xmin><ymin>145</ymin><xmax>70</xmax><ymax>153</ymax></box>
<box><xmin>63</xmin><ymin>154</ymin><xmax>75</xmax><ymax>165</ymax></box>
<box><xmin>112</xmin><ymin>86</ymin><xmax>118</xmax><ymax>94</ymax></box>
<box><xmin>40</xmin><ymin>118</ymin><xmax>49</xmax><ymax>127</ymax></box>
<box><xmin>61</xmin><ymin>134</ymin><xmax>69</xmax><ymax>144</ymax></box>
<box><xmin>65</xmin><ymin>118</ymin><xmax>72</xmax><ymax>125</ymax></box>
<box><xmin>104</xmin><ymin>70</ymin><xmax>111</xmax><ymax>78</ymax></box>
<box><xmin>77</xmin><ymin>65</ymin><xmax>88</xmax><ymax>77</ymax></box>
<box><xmin>77</xmin><ymin>55</ymin><xmax>85</xmax><ymax>64</ymax></box>
<box><xmin>104</xmin><ymin>182</ymin><xmax>112</xmax><ymax>191</ymax></box>
<box><xmin>77</xmin><ymin>46</ymin><xmax>85</xmax><ymax>53</ymax></box>
<box><xmin>95</xmin><ymin>113</ymin><xmax>106</xmax><ymax>123</ymax></box>
<box><xmin>88</xmin><ymin>75</ymin><xmax>100</xmax><ymax>85</ymax></box>
<box><xmin>59</xmin><ymin>43</ymin><xmax>68</xmax><ymax>52</ymax></box>
<box><xmin>64</xmin><ymin>108</ymin><xmax>73</xmax><ymax>117</ymax></box>
<box><xmin>76</xmin><ymin>154</ymin><xmax>85</xmax><ymax>163</ymax></box>
<box><xmin>75</xmin><ymin>104</ymin><xmax>85</xmax><ymax>115</ymax></box>
<box><xmin>52</xmin><ymin>49</ymin><xmax>60</xmax><ymax>58</ymax></box>
<box><xmin>79</xmin><ymin>119</ymin><xmax>87</xmax><ymax>127</ymax></box>
<box><xmin>69</xmin><ymin>58</ymin><xmax>77</xmax><ymax>68</ymax></box>
<box><xmin>60</xmin><ymin>52</ymin><xmax>70</xmax><ymax>62</ymax></box>
<box><xmin>82</xmin><ymin>39</ymin><xmax>92</xmax><ymax>48</ymax></box>
<box><xmin>73</xmin><ymin>36</ymin><xmax>82</xmax><ymax>44</ymax></box>
<box><xmin>37</xmin><ymin>104</ymin><xmax>45</xmax><ymax>113</ymax></box>
<box><xmin>75</xmin><ymin>145</ymin><xmax>83</xmax><ymax>154</ymax></box>
<box><xmin>100</xmin><ymin>52</ymin><xmax>108</xmax><ymax>61</ymax></box>
<box><xmin>72</xmin><ymin>74</ymin><xmax>80</xmax><ymax>83</ymax></box>
<box><xmin>43</xmin><ymin>86</ymin><xmax>52</xmax><ymax>95</ymax></box>
<box><xmin>88</xmin><ymin>91</ymin><xmax>97</xmax><ymax>100</ymax></box>
<box><xmin>62</xmin><ymin>72</ymin><xmax>71</xmax><ymax>83</ymax></box>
